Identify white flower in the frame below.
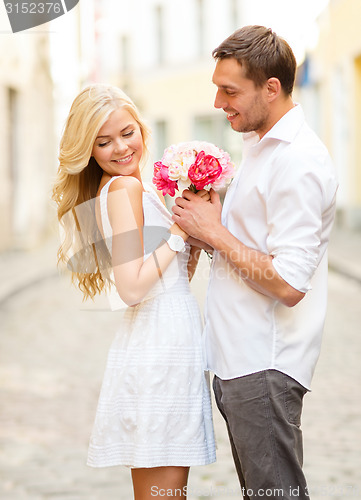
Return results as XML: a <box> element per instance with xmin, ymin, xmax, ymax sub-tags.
<box><xmin>167</xmin><ymin>151</ymin><xmax>196</xmax><ymax>181</ymax></box>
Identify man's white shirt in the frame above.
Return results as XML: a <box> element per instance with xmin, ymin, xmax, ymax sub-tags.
<box><xmin>204</xmin><ymin>105</ymin><xmax>338</xmax><ymax>390</ymax></box>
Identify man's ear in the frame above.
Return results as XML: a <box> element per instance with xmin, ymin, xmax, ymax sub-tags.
<box><xmin>266</xmin><ymin>77</ymin><xmax>282</xmax><ymax>102</ymax></box>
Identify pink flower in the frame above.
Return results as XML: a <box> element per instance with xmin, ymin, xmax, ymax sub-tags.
<box><xmin>212</xmin><ymin>152</ymin><xmax>235</xmax><ymax>190</ymax></box>
<box><xmin>153</xmin><ymin>161</ymin><xmax>178</xmax><ymax>196</ymax></box>
<box><xmin>152</xmin><ymin>141</ymin><xmax>235</xmax><ymax>196</ymax></box>
<box><xmin>188</xmin><ymin>151</ymin><xmax>222</xmax><ymax>190</ymax></box>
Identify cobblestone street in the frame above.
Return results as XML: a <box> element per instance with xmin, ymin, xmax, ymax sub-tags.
<box><xmin>0</xmin><ymin>235</ymin><xmax>360</xmax><ymax>500</ymax></box>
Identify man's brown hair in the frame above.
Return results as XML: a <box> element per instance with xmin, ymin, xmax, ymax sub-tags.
<box><xmin>212</xmin><ymin>25</ymin><xmax>297</xmax><ymax>96</ymax></box>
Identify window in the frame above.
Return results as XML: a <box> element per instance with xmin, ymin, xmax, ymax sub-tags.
<box><xmin>193</xmin><ymin>115</ymin><xmax>226</xmax><ymax>146</ymax></box>
<box><xmin>8</xmin><ymin>88</ymin><xmax>19</xmax><ymax>191</ymax></box>
<box><xmin>120</xmin><ymin>34</ymin><xmax>130</xmax><ymax>74</ymax></box>
<box><xmin>230</xmin><ymin>0</ymin><xmax>240</xmax><ymax>31</ymax></box>
<box><xmin>7</xmin><ymin>87</ymin><xmax>20</xmax><ymax>236</ymax></box>
<box><xmin>155</xmin><ymin>5</ymin><xmax>165</xmax><ymax>65</ymax></box>
<box><xmin>196</xmin><ymin>0</ymin><xmax>205</xmax><ymax>57</ymax></box>
<box><xmin>154</xmin><ymin>120</ymin><xmax>168</xmax><ymax>161</ymax></box>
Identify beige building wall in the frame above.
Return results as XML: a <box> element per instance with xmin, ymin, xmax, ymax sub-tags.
<box><xmin>102</xmin><ymin>0</ymin><xmax>246</xmax><ymax>184</ymax></box>
<box><xmin>0</xmin><ymin>19</ymin><xmax>55</xmax><ymax>250</ymax></box>
<box><xmin>0</xmin><ymin>1</ymin><xmax>101</xmax><ymax>251</ymax></box>
<box><xmin>100</xmin><ymin>0</ymin><xmax>327</xmax><ymax>190</ymax></box>
<box><xmin>314</xmin><ymin>0</ymin><xmax>361</xmax><ymax>228</ymax></box>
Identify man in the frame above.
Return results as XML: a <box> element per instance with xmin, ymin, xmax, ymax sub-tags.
<box><xmin>172</xmin><ymin>26</ymin><xmax>338</xmax><ymax>499</ymax></box>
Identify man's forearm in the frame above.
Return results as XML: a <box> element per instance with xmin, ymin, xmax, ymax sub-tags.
<box><xmin>208</xmin><ymin>225</ymin><xmax>305</xmax><ymax>307</ymax></box>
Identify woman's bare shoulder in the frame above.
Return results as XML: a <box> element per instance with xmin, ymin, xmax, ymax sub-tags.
<box><xmin>108</xmin><ymin>175</ymin><xmax>144</xmax><ymax>195</ymax></box>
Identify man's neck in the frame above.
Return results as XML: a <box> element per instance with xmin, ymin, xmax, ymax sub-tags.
<box><xmin>258</xmin><ymin>98</ymin><xmax>295</xmax><ymax>139</ymax></box>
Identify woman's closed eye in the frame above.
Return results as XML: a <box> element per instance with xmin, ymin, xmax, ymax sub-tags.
<box><xmin>96</xmin><ymin>129</ymin><xmax>135</xmax><ymax>148</ymax></box>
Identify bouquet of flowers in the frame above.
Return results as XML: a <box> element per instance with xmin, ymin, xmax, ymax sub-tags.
<box><xmin>153</xmin><ymin>140</ymin><xmax>235</xmax><ymax>196</ymax></box>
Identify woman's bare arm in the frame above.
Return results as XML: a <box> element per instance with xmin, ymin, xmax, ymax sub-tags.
<box><xmin>108</xmin><ymin>176</ymin><xmax>188</xmax><ymax>306</ymax></box>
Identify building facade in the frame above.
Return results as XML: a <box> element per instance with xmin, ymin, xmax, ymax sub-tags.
<box><xmin>98</xmin><ymin>0</ymin><xmax>249</xmax><ymax>181</ymax></box>
<box><xmin>309</xmin><ymin>0</ymin><xmax>361</xmax><ymax>228</ymax></box>
<box><xmin>96</xmin><ymin>0</ymin><xmax>335</xmax><ymax>189</ymax></box>
<box><xmin>0</xmin><ymin>17</ymin><xmax>55</xmax><ymax>250</ymax></box>
<box><xmin>0</xmin><ymin>0</ymin><xmax>102</xmax><ymax>251</ymax></box>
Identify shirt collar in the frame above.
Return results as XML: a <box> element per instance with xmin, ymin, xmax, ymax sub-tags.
<box><xmin>243</xmin><ymin>104</ymin><xmax>305</xmax><ymax>147</ymax></box>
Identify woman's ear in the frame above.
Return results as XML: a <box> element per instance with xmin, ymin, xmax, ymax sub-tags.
<box><xmin>267</xmin><ymin>77</ymin><xmax>281</xmax><ymax>102</ymax></box>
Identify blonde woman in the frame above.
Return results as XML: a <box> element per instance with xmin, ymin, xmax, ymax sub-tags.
<box><xmin>52</xmin><ymin>84</ymin><xmax>216</xmax><ymax>499</ymax></box>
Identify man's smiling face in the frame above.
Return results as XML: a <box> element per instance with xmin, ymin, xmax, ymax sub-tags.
<box><xmin>212</xmin><ymin>57</ymin><xmax>271</xmax><ymax>137</ymax></box>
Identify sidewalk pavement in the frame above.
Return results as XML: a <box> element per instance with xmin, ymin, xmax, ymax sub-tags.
<box><xmin>1</xmin><ymin>224</ymin><xmax>361</xmax><ymax>304</ymax></box>
<box><xmin>0</xmin><ymin>237</ymin><xmax>59</xmax><ymax>306</ymax></box>
<box><xmin>327</xmin><ymin>225</ymin><xmax>361</xmax><ymax>283</ymax></box>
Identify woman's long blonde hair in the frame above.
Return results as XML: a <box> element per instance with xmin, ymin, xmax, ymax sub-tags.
<box><xmin>52</xmin><ymin>84</ymin><xmax>151</xmax><ymax>300</ymax></box>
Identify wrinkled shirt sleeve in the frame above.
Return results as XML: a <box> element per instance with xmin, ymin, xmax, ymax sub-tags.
<box><xmin>266</xmin><ymin>154</ymin><xmax>336</xmax><ymax>293</ymax></box>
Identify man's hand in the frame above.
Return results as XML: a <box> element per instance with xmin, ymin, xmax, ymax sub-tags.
<box><xmin>172</xmin><ymin>188</ymin><xmax>222</xmax><ymax>243</ymax></box>
<box><xmin>194</xmin><ymin>188</ymin><xmax>211</xmax><ymax>202</ymax></box>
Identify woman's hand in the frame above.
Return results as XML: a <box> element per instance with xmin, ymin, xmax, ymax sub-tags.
<box><xmin>187</xmin><ymin>236</ymin><xmax>214</xmax><ymax>253</ymax></box>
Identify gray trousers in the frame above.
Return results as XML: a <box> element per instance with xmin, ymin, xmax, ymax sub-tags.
<box><xmin>213</xmin><ymin>370</ymin><xmax>310</xmax><ymax>499</ymax></box>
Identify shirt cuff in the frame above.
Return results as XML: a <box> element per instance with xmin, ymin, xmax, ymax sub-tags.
<box><xmin>272</xmin><ymin>253</ymin><xmax>316</xmax><ymax>293</ymax></box>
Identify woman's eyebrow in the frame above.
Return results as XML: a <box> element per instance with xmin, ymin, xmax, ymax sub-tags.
<box><xmin>96</xmin><ymin>124</ymin><xmax>133</xmax><ymax>139</ymax></box>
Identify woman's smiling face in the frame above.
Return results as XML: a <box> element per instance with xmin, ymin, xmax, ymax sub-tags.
<box><xmin>92</xmin><ymin>107</ymin><xmax>144</xmax><ymax>180</ymax></box>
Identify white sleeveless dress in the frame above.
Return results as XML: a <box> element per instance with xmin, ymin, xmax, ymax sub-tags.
<box><xmin>87</xmin><ymin>177</ymin><xmax>216</xmax><ymax>468</ymax></box>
